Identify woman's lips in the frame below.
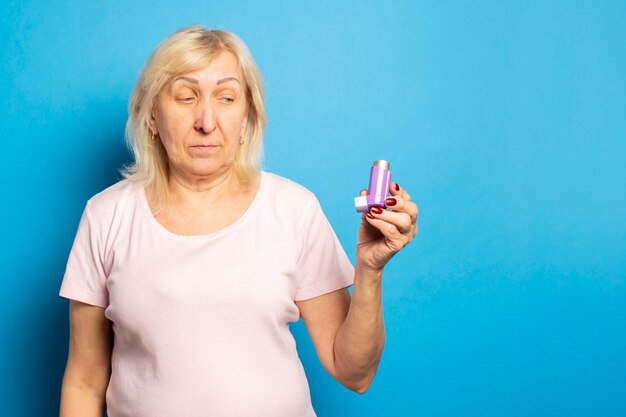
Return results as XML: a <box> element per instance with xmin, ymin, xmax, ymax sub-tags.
<box><xmin>192</xmin><ymin>144</ymin><xmax>218</xmax><ymax>147</ymax></box>
<box><xmin>190</xmin><ymin>145</ymin><xmax>219</xmax><ymax>150</ymax></box>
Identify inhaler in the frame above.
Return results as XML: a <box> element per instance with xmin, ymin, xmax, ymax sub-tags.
<box><xmin>354</xmin><ymin>160</ymin><xmax>392</xmax><ymax>213</ymax></box>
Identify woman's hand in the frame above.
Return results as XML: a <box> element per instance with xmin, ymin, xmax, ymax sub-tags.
<box><xmin>356</xmin><ymin>182</ymin><xmax>418</xmax><ymax>274</ymax></box>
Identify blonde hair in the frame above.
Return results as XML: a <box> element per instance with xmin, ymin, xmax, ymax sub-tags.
<box><xmin>120</xmin><ymin>25</ymin><xmax>266</xmax><ymax>211</ymax></box>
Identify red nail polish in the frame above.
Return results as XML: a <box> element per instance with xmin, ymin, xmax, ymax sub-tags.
<box><xmin>371</xmin><ymin>207</ymin><xmax>383</xmax><ymax>215</ymax></box>
<box><xmin>386</xmin><ymin>198</ymin><xmax>396</xmax><ymax>207</ymax></box>
<box><xmin>395</xmin><ymin>183</ymin><xmax>400</xmax><ymax>191</ymax></box>
<box><xmin>366</xmin><ymin>212</ymin><xmax>375</xmax><ymax>219</ymax></box>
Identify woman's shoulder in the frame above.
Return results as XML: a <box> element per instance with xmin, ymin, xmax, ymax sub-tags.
<box><xmin>258</xmin><ymin>171</ymin><xmax>325</xmax><ymax>225</ymax></box>
<box><xmin>261</xmin><ymin>171</ymin><xmax>318</xmax><ymax>204</ymax></box>
<box><xmin>85</xmin><ymin>178</ymin><xmax>142</xmax><ymax>220</ymax></box>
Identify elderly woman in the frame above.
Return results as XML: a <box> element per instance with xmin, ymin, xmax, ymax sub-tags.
<box><xmin>58</xmin><ymin>25</ymin><xmax>418</xmax><ymax>417</ymax></box>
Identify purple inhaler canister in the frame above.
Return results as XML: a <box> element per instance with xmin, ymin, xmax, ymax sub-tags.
<box><xmin>354</xmin><ymin>160</ymin><xmax>392</xmax><ymax>213</ymax></box>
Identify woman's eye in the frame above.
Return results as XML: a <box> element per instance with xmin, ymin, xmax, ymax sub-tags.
<box><xmin>177</xmin><ymin>97</ymin><xmax>195</xmax><ymax>103</ymax></box>
<box><xmin>220</xmin><ymin>97</ymin><xmax>234</xmax><ymax>103</ymax></box>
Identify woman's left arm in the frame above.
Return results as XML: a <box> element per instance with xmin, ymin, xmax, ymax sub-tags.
<box><xmin>296</xmin><ymin>182</ymin><xmax>418</xmax><ymax>393</ymax></box>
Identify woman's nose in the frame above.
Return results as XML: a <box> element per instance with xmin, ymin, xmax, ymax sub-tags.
<box><xmin>194</xmin><ymin>100</ymin><xmax>216</xmax><ymax>134</ymax></box>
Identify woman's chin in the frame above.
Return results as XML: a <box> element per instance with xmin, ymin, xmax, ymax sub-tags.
<box><xmin>185</xmin><ymin>161</ymin><xmax>231</xmax><ymax>177</ymax></box>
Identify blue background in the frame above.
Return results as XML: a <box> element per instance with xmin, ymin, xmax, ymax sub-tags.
<box><xmin>1</xmin><ymin>1</ymin><xmax>625</xmax><ymax>416</ymax></box>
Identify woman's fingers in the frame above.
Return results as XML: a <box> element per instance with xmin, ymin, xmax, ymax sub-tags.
<box><xmin>389</xmin><ymin>181</ymin><xmax>411</xmax><ymax>201</ymax></box>
<box><xmin>388</xmin><ymin>183</ymin><xmax>418</xmax><ymax>235</ymax></box>
<box><xmin>384</xmin><ymin>195</ymin><xmax>418</xmax><ymax>225</ymax></box>
<box><xmin>366</xmin><ymin>206</ymin><xmax>413</xmax><ymax>235</ymax></box>
<box><xmin>358</xmin><ymin>182</ymin><xmax>418</xmax><ymax>252</ymax></box>
<box><xmin>364</xmin><ymin>210</ymin><xmax>411</xmax><ymax>250</ymax></box>
<box><xmin>359</xmin><ymin>185</ymin><xmax>418</xmax><ymax>231</ymax></box>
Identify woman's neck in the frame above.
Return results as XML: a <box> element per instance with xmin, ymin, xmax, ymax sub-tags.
<box><xmin>166</xmin><ymin>165</ymin><xmax>239</xmax><ymax>209</ymax></box>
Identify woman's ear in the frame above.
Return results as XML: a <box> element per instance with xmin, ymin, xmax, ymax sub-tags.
<box><xmin>242</xmin><ymin>112</ymin><xmax>250</xmax><ymax>132</ymax></box>
<box><xmin>148</xmin><ymin>108</ymin><xmax>158</xmax><ymax>135</ymax></box>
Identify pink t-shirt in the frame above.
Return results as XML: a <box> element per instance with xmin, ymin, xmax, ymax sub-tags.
<box><xmin>59</xmin><ymin>171</ymin><xmax>355</xmax><ymax>417</ymax></box>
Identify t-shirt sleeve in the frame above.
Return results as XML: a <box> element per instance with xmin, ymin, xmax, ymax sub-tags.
<box><xmin>58</xmin><ymin>201</ymin><xmax>109</xmax><ymax>308</ymax></box>
<box><xmin>294</xmin><ymin>196</ymin><xmax>355</xmax><ymax>301</ymax></box>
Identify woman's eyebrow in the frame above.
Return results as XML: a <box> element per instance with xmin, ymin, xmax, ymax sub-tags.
<box><xmin>171</xmin><ymin>76</ymin><xmax>240</xmax><ymax>86</ymax></box>
<box><xmin>172</xmin><ymin>76</ymin><xmax>199</xmax><ymax>85</ymax></box>
<box><xmin>216</xmin><ymin>77</ymin><xmax>241</xmax><ymax>85</ymax></box>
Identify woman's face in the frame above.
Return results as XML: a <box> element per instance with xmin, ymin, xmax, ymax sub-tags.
<box><xmin>149</xmin><ymin>50</ymin><xmax>249</xmax><ymax>180</ymax></box>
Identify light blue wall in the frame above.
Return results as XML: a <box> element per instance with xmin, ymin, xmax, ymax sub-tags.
<box><xmin>1</xmin><ymin>1</ymin><xmax>625</xmax><ymax>416</ymax></box>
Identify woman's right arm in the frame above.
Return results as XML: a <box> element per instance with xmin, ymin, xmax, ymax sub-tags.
<box><xmin>59</xmin><ymin>300</ymin><xmax>113</xmax><ymax>417</ymax></box>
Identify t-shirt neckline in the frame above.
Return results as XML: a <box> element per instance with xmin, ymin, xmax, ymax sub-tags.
<box><xmin>137</xmin><ymin>171</ymin><xmax>266</xmax><ymax>241</ymax></box>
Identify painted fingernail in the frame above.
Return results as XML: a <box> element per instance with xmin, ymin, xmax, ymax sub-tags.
<box><xmin>386</xmin><ymin>198</ymin><xmax>396</xmax><ymax>207</ymax></box>
<box><xmin>371</xmin><ymin>207</ymin><xmax>383</xmax><ymax>215</ymax></box>
<box><xmin>366</xmin><ymin>212</ymin><xmax>375</xmax><ymax>219</ymax></box>
<box><xmin>395</xmin><ymin>183</ymin><xmax>400</xmax><ymax>191</ymax></box>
